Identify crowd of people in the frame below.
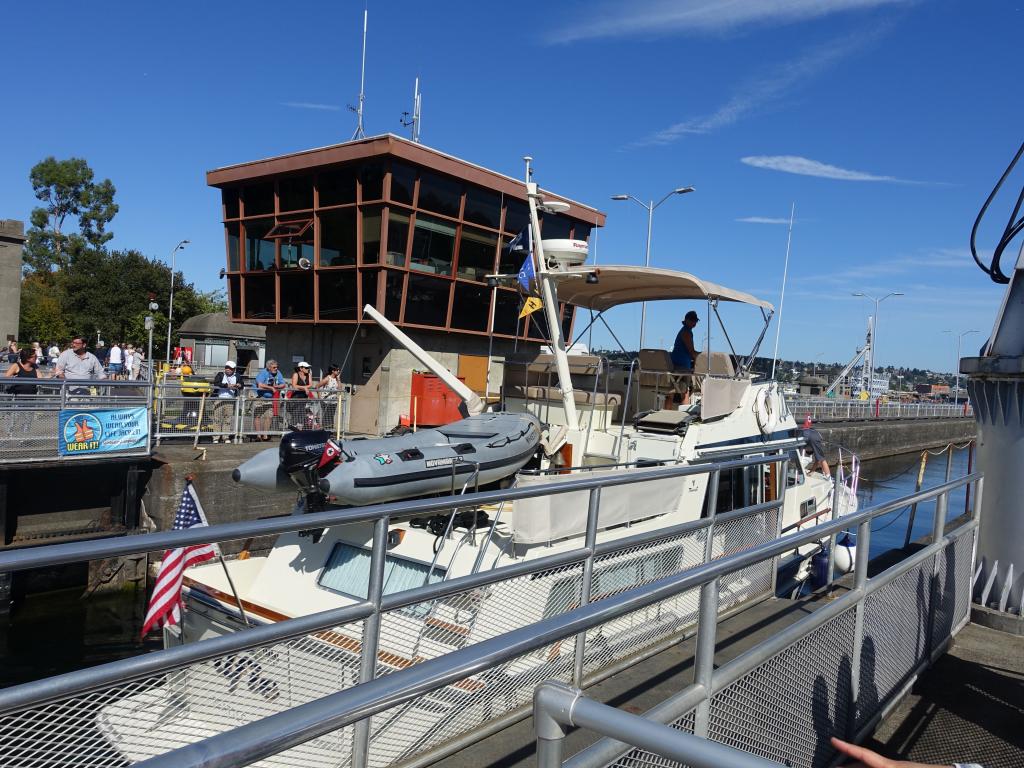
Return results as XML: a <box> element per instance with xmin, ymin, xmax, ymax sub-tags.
<box><xmin>4</xmin><ymin>338</ymin><xmax>146</xmax><ymax>382</ymax></box>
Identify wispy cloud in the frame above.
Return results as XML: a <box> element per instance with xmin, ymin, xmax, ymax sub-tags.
<box><xmin>741</xmin><ymin>155</ymin><xmax>938</xmax><ymax>184</ymax></box>
<box><xmin>546</xmin><ymin>0</ymin><xmax>911</xmax><ymax>44</ymax></box>
<box><xmin>737</xmin><ymin>216</ymin><xmax>791</xmax><ymax>225</ymax></box>
<box><xmin>282</xmin><ymin>101</ymin><xmax>341</xmax><ymax>112</ymax></box>
<box><xmin>794</xmin><ymin>248</ymin><xmax>978</xmax><ymax>285</ymax></box>
<box><xmin>632</xmin><ymin>28</ymin><xmax>887</xmax><ymax>146</ymax></box>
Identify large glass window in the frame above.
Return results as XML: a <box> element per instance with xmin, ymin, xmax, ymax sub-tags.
<box><xmin>464</xmin><ymin>186</ymin><xmax>501</xmax><ymax>229</ymax></box>
<box><xmin>318</xmin><ymin>542</ymin><xmax>444</xmax><ymax>617</ymax></box>
<box><xmin>243</xmin><ymin>183</ymin><xmax>274</xmax><ymax>216</ymax></box>
<box><xmin>404</xmin><ymin>275</ymin><xmax>450</xmax><ymax>326</ymax></box>
<box><xmin>573</xmin><ymin>221</ymin><xmax>592</xmax><ymax>242</ymax></box>
<box><xmin>244</xmin><ymin>219</ymin><xmax>275</xmax><ymax>271</ymax></box>
<box><xmin>360</xmin><ymin>161</ymin><xmax>385</xmax><ymax>201</ymax></box>
<box><xmin>317</xmin><ymin>272</ymin><xmax>358</xmax><ymax>320</ymax></box>
<box><xmin>456</xmin><ymin>227</ymin><xmax>497</xmax><ymax>281</ymax></box>
<box><xmin>280</xmin><ymin>272</ymin><xmax>314</xmax><ymax>319</ymax></box>
<box><xmin>493</xmin><ymin>289</ymin><xmax>520</xmax><ymax>336</ymax></box>
<box><xmin>418</xmin><ymin>172</ymin><xmax>462</xmax><ymax>218</ymax></box>
<box><xmin>498</xmin><ymin>233</ymin><xmax>528</xmax><ymax>275</ymax></box>
<box><xmin>362</xmin><ymin>269</ymin><xmax>380</xmax><ymax>311</ymax></box>
<box><xmin>504</xmin><ymin>199</ymin><xmax>529</xmax><ymax>234</ymax></box>
<box><xmin>319</xmin><ymin>209</ymin><xmax>357</xmax><ymax>266</ymax></box>
<box><xmin>223</xmin><ymin>189</ymin><xmax>240</xmax><ymax>219</ymax></box>
<box><xmin>244</xmin><ymin>275</ymin><xmax>275</xmax><ymax>319</ymax></box>
<box><xmin>541</xmin><ymin>214</ymin><xmax>572</xmax><ymax>239</ymax></box>
<box><xmin>390</xmin><ymin>162</ymin><xmax>416</xmax><ymax>205</ymax></box>
<box><xmin>362</xmin><ymin>206</ymin><xmax>382</xmax><ymax>264</ymax></box>
<box><xmin>451</xmin><ymin>283</ymin><xmax>490</xmax><ymax>332</ymax></box>
<box><xmin>384</xmin><ymin>271</ymin><xmax>404</xmax><ymax>320</ymax></box>
<box><xmin>385</xmin><ymin>209</ymin><xmax>410</xmax><ymax>267</ymax></box>
<box><xmin>226</xmin><ymin>223</ymin><xmax>240</xmax><ymax>272</ymax></box>
<box><xmin>318</xmin><ymin>166</ymin><xmax>357</xmax><ymax>207</ymax></box>
<box><xmin>279</xmin><ymin>175</ymin><xmax>313</xmax><ymax>212</ymax></box>
<box><xmin>410</xmin><ymin>214</ymin><xmax>455</xmax><ymax>276</ymax></box>
<box><xmin>228</xmin><ymin>275</ymin><xmax>241</xmax><ymax>319</ymax></box>
<box><xmin>273</xmin><ymin>218</ymin><xmax>314</xmax><ymax>269</ymax></box>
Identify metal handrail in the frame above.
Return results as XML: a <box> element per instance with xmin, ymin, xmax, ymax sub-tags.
<box><xmin>125</xmin><ymin>471</ymin><xmax>980</xmax><ymax>768</ymax></box>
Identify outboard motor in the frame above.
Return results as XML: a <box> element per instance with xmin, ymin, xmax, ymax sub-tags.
<box><xmin>279</xmin><ymin>429</ymin><xmax>333</xmax><ymax>495</ymax></box>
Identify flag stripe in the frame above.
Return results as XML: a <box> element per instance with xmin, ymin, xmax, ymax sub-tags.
<box><xmin>141</xmin><ymin>483</ymin><xmax>219</xmax><ymax>637</ymax></box>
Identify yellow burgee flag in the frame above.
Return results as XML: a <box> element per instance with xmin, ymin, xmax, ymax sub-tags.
<box><xmin>519</xmin><ymin>296</ymin><xmax>543</xmax><ymax>319</ymax></box>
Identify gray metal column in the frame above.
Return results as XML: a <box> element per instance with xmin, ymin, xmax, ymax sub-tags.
<box><xmin>962</xmin><ymin>266</ymin><xmax>1024</xmax><ymax>615</ymax></box>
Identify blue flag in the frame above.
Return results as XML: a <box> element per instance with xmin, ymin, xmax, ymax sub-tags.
<box><xmin>507</xmin><ymin>226</ymin><xmax>535</xmax><ymax>291</ymax></box>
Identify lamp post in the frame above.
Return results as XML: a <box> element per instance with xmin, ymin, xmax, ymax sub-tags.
<box><xmin>612</xmin><ymin>186</ymin><xmax>695</xmax><ymax>349</ymax></box>
<box><xmin>813</xmin><ymin>352</ymin><xmax>825</xmax><ymax>377</ymax></box>
<box><xmin>944</xmin><ymin>329</ymin><xmax>979</xmax><ymax>404</ymax></box>
<box><xmin>165</xmin><ymin>239</ymin><xmax>190</xmax><ymax>365</ymax></box>
<box><xmin>852</xmin><ymin>291</ymin><xmax>903</xmax><ymax>397</ymax></box>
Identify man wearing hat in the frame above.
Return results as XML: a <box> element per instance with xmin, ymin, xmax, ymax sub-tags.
<box><xmin>211</xmin><ymin>360</ymin><xmax>243</xmax><ymax>442</ymax></box>
<box><xmin>671</xmin><ymin>310</ymin><xmax>700</xmax><ymax>404</ymax></box>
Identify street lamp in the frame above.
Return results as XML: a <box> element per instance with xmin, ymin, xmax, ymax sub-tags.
<box><xmin>943</xmin><ymin>329</ymin><xmax>979</xmax><ymax>404</ymax></box>
<box><xmin>612</xmin><ymin>186</ymin><xmax>695</xmax><ymax>349</ymax></box>
<box><xmin>813</xmin><ymin>352</ymin><xmax>825</xmax><ymax>377</ymax></box>
<box><xmin>851</xmin><ymin>291</ymin><xmax>904</xmax><ymax>397</ymax></box>
<box><xmin>165</xmin><ymin>239</ymin><xmax>190</xmax><ymax>365</ymax></box>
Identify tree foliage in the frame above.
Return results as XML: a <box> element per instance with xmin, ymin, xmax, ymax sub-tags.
<box><xmin>23</xmin><ymin>157</ymin><xmax>118</xmax><ymax>273</ymax></box>
<box><xmin>17</xmin><ymin>157</ymin><xmax>226</xmax><ymax>357</ymax></box>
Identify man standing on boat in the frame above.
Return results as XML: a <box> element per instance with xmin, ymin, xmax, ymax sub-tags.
<box><xmin>671</xmin><ymin>310</ymin><xmax>699</xmax><ymax>404</ymax></box>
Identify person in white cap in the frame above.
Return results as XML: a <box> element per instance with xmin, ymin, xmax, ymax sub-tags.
<box><xmin>287</xmin><ymin>361</ymin><xmax>314</xmax><ymax>427</ymax></box>
<box><xmin>211</xmin><ymin>361</ymin><xmax>243</xmax><ymax>442</ymax></box>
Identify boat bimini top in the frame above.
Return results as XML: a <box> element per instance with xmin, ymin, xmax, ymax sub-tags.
<box><xmin>551</xmin><ymin>265</ymin><xmax>774</xmax><ymax>312</ymax></box>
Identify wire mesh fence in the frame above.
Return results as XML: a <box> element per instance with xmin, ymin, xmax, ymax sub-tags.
<box><xmin>786</xmin><ymin>397</ymin><xmax>972</xmax><ymax>422</ymax></box>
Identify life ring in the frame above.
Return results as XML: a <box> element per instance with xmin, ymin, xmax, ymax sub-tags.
<box><xmin>754</xmin><ymin>387</ymin><xmax>778</xmax><ymax>436</ymax></box>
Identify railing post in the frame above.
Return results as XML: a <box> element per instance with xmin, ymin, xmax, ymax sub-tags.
<box><xmin>351</xmin><ymin>516</ymin><xmax>390</xmax><ymax>768</ymax></box>
<box><xmin>573</xmin><ymin>487</ymin><xmax>602</xmax><ymax>685</ymax></box>
<box><xmin>846</xmin><ymin>517</ymin><xmax>872</xmax><ymax>737</ymax></box>
<box><xmin>534</xmin><ymin>683</ymin><xmax>574</xmax><ymax>768</ymax></box>
<box><xmin>926</xmin><ymin>491</ymin><xmax>949</xmax><ymax>657</ymax></box>
<box><xmin>770</xmin><ymin>458</ymin><xmax>786</xmax><ymax>595</ymax></box>
<box><xmin>692</xmin><ymin>577</ymin><xmax>720</xmax><ymax>738</ymax></box>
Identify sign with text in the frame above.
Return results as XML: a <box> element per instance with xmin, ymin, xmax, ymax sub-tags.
<box><xmin>58</xmin><ymin>408</ymin><xmax>150</xmax><ymax>456</ymax></box>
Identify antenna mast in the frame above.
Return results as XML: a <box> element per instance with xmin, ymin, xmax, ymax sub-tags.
<box><xmin>401</xmin><ymin>77</ymin><xmax>423</xmax><ymax>142</ymax></box>
<box><xmin>770</xmin><ymin>203</ymin><xmax>796</xmax><ymax>380</ymax></box>
<box><xmin>350</xmin><ymin>8</ymin><xmax>368</xmax><ymax>140</ymax></box>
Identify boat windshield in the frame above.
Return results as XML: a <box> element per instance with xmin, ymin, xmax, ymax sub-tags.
<box><xmin>318</xmin><ymin>542</ymin><xmax>445</xmax><ymax>615</ymax></box>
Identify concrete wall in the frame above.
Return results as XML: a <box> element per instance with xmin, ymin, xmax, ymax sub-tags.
<box><xmin>0</xmin><ymin>220</ymin><xmax>26</xmax><ymax>344</ymax></box>
<box><xmin>818</xmin><ymin>418</ymin><xmax>976</xmax><ymax>462</ymax></box>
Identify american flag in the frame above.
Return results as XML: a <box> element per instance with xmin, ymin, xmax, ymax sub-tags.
<box><xmin>141</xmin><ymin>482</ymin><xmax>219</xmax><ymax>636</ymax></box>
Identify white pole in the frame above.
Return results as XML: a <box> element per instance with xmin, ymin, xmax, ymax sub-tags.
<box><xmin>769</xmin><ymin>203</ymin><xmax>795</xmax><ymax>380</ymax></box>
<box><xmin>639</xmin><ymin>201</ymin><xmax>653</xmax><ymax>349</ymax></box>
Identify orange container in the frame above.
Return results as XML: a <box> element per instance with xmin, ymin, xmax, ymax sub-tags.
<box><xmin>410</xmin><ymin>372</ymin><xmax>466</xmax><ymax>426</ymax></box>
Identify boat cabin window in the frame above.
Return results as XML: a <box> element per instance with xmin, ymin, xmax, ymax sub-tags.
<box><xmin>543</xmin><ymin>548</ymin><xmax>683</xmax><ymax>618</ymax></box>
<box><xmin>701</xmin><ymin>466</ymin><xmax>763</xmax><ymax>516</ymax></box>
<box><xmin>319</xmin><ymin>543</ymin><xmax>445</xmax><ymax>617</ymax></box>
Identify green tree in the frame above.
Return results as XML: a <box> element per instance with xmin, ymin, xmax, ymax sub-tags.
<box><xmin>17</xmin><ymin>272</ymin><xmax>71</xmax><ymax>343</ymax></box>
<box><xmin>23</xmin><ymin>157</ymin><xmax>118</xmax><ymax>273</ymax></box>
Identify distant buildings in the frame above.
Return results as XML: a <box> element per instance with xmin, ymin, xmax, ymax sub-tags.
<box><xmin>0</xmin><ymin>220</ymin><xmax>26</xmax><ymax>344</ymax></box>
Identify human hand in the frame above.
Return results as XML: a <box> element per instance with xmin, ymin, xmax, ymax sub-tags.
<box><xmin>830</xmin><ymin>738</ymin><xmax>951</xmax><ymax>768</ymax></box>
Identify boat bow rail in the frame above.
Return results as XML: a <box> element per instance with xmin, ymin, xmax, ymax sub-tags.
<box><xmin>0</xmin><ymin>456</ymin><xmax>981</xmax><ymax>768</ymax></box>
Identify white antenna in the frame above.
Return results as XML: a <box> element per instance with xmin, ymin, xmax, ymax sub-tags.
<box><xmin>769</xmin><ymin>203</ymin><xmax>796</xmax><ymax>380</ymax></box>
<box><xmin>349</xmin><ymin>8</ymin><xmax>368</xmax><ymax>140</ymax></box>
<box><xmin>401</xmin><ymin>77</ymin><xmax>423</xmax><ymax>142</ymax></box>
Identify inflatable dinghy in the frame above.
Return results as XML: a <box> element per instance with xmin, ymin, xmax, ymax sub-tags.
<box><xmin>233</xmin><ymin>412</ymin><xmax>541</xmax><ymax>506</ymax></box>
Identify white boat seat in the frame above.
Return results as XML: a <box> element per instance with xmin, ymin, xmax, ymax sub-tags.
<box><xmin>693</xmin><ymin>351</ymin><xmax>736</xmax><ymax>377</ymax></box>
<box><xmin>506</xmin><ymin>385</ymin><xmax>622</xmax><ymax>406</ymax></box>
<box><xmin>637</xmin><ymin>349</ymin><xmax>692</xmax><ymax>391</ymax></box>
<box><xmin>503</xmin><ymin>354</ymin><xmax>603</xmax><ymax>388</ymax></box>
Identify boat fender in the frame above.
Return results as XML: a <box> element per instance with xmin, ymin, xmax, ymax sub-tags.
<box><xmin>753</xmin><ymin>388</ymin><xmax>779</xmax><ymax>436</ymax></box>
<box><xmin>810</xmin><ymin>546</ymin><xmax>831</xmax><ymax>589</ymax></box>
<box><xmin>833</xmin><ymin>532</ymin><xmax>857</xmax><ymax>575</ymax></box>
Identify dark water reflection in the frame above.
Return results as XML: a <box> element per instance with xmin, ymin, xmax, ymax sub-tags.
<box><xmin>855</xmin><ymin>446</ymin><xmax>974</xmax><ymax>558</ymax></box>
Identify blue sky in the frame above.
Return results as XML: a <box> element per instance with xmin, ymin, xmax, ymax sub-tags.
<box><xmin>2</xmin><ymin>0</ymin><xmax>1020</xmax><ymax>372</ymax></box>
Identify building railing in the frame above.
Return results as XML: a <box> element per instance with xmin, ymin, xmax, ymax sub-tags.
<box><xmin>787</xmin><ymin>396</ymin><xmax>973</xmax><ymax>421</ymax></box>
<box><xmin>152</xmin><ymin>390</ymin><xmax>348</xmax><ymax>444</ymax></box>
<box><xmin>0</xmin><ymin>443</ymin><xmax>980</xmax><ymax>768</ymax></box>
<box><xmin>0</xmin><ymin>378</ymin><xmax>152</xmax><ymax>464</ymax></box>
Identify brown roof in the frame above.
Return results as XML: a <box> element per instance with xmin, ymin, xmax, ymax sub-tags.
<box><xmin>177</xmin><ymin>313</ymin><xmax>266</xmax><ymax>340</ymax></box>
<box><xmin>205</xmin><ymin>133</ymin><xmax>606</xmax><ymax>227</ymax></box>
